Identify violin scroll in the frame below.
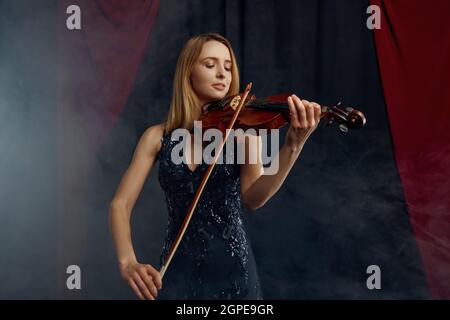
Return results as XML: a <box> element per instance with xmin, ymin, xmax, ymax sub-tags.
<box><xmin>322</xmin><ymin>101</ymin><xmax>366</xmax><ymax>133</ymax></box>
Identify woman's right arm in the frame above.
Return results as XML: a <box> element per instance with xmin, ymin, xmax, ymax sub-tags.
<box><xmin>108</xmin><ymin>123</ymin><xmax>165</xmax><ymax>300</ymax></box>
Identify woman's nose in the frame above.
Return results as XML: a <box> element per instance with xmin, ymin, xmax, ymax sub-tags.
<box><xmin>216</xmin><ymin>70</ymin><xmax>225</xmax><ymax>78</ymax></box>
<box><xmin>216</xmin><ymin>66</ymin><xmax>226</xmax><ymax>78</ymax></box>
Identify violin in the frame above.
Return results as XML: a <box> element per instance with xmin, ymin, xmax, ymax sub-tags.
<box><xmin>200</xmin><ymin>86</ymin><xmax>366</xmax><ymax>135</ymax></box>
<box><xmin>159</xmin><ymin>82</ymin><xmax>366</xmax><ymax>279</ymax></box>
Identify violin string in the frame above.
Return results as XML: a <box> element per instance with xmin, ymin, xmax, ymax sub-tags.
<box><xmin>247</xmin><ymin>100</ymin><xmax>287</xmax><ymax>110</ymax></box>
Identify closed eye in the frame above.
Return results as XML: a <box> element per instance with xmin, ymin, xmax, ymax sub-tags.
<box><xmin>206</xmin><ymin>64</ymin><xmax>232</xmax><ymax>72</ymax></box>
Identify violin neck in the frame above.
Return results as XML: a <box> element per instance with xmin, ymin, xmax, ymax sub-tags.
<box><xmin>246</xmin><ymin>100</ymin><xmax>288</xmax><ymax>111</ymax></box>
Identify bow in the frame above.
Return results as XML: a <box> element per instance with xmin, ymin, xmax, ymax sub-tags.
<box><xmin>159</xmin><ymin>82</ymin><xmax>253</xmax><ymax>279</ymax></box>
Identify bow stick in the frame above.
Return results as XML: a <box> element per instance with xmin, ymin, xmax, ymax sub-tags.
<box><xmin>159</xmin><ymin>82</ymin><xmax>253</xmax><ymax>279</ymax></box>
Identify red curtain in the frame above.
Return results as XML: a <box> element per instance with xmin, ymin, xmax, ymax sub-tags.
<box><xmin>371</xmin><ymin>0</ymin><xmax>450</xmax><ymax>298</ymax></box>
<box><xmin>58</xmin><ymin>0</ymin><xmax>160</xmax><ymax>150</ymax></box>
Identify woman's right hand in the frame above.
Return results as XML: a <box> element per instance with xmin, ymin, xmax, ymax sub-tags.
<box><xmin>120</xmin><ymin>261</ymin><xmax>163</xmax><ymax>300</ymax></box>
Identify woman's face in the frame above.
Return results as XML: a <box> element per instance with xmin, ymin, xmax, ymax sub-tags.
<box><xmin>190</xmin><ymin>40</ymin><xmax>232</xmax><ymax>108</ymax></box>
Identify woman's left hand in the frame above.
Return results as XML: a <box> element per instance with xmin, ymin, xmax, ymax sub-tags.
<box><xmin>285</xmin><ymin>94</ymin><xmax>321</xmax><ymax>151</ymax></box>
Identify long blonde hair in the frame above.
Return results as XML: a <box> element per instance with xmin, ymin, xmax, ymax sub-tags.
<box><xmin>164</xmin><ymin>33</ymin><xmax>240</xmax><ymax>134</ymax></box>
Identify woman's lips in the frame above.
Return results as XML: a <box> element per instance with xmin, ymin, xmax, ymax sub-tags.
<box><xmin>212</xmin><ymin>84</ymin><xmax>226</xmax><ymax>91</ymax></box>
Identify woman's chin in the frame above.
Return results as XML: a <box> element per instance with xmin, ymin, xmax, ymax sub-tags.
<box><xmin>206</xmin><ymin>93</ymin><xmax>225</xmax><ymax>101</ymax></box>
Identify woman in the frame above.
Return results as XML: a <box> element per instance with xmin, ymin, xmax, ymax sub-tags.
<box><xmin>109</xmin><ymin>33</ymin><xmax>322</xmax><ymax>300</ymax></box>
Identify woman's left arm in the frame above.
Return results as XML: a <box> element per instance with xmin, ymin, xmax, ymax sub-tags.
<box><xmin>240</xmin><ymin>94</ymin><xmax>321</xmax><ymax>211</ymax></box>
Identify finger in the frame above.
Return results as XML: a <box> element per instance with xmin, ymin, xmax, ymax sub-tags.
<box><xmin>128</xmin><ymin>278</ymin><xmax>145</xmax><ymax>300</ymax></box>
<box><xmin>293</xmin><ymin>95</ymin><xmax>307</xmax><ymax>128</ymax></box>
<box><xmin>301</xmin><ymin>100</ymin><xmax>314</xmax><ymax>124</ymax></box>
<box><xmin>133</xmin><ymin>272</ymin><xmax>154</xmax><ymax>300</ymax></box>
<box><xmin>305</xmin><ymin>102</ymin><xmax>316</xmax><ymax>127</ymax></box>
<box><xmin>138</xmin><ymin>267</ymin><xmax>158</xmax><ymax>298</ymax></box>
<box><xmin>312</xmin><ymin>102</ymin><xmax>321</xmax><ymax>123</ymax></box>
<box><xmin>302</xmin><ymin>99</ymin><xmax>316</xmax><ymax>127</ymax></box>
<box><xmin>146</xmin><ymin>265</ymin><xmax>162</xmax><ymax>290</ymax></box>
<box><xmin>288</xmin><ymin>96</ymin><xmax>301</xmax><ymax>128</ymax></box>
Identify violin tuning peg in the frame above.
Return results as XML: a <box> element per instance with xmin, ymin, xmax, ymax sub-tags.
<box><xmin>336</xmin><ymin>101</ymin><xmax>342</xmax><ymax>107</ymax></box>
<box><xmin>325</xmin><ymin>118</ymin><xmax>334</xmax><ymax>127</ymax></box>
<box><xmin>344</xmin><ymin>107</ymin><xmax>353</xmax><ymax>113</ymax></box>
<box><xmin>339</xmin><ymin>124</ymin><xmax>349</xmax><ymax>133</ymax></box>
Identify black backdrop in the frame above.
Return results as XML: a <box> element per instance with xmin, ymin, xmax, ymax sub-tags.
<box><xmin>90</xmin><ymin>0</ymin><xmax>428</xmax><ymax>299</ymax></box>
<box><xmin>0</xmin><ymin>0</ymin><xmax>429</xmax><ymax>299</ymax></box>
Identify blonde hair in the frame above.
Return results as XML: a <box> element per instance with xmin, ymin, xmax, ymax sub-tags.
<box><xmin>164</xmin><ymin>33</ymin><xmax>240</xmax><ymax>134</ymax></box>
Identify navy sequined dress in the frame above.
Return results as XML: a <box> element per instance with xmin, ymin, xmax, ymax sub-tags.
<box><xmin>156</xmin><ymin>131</ymin><xmax>263</xmax><ymax>300</ymax></box>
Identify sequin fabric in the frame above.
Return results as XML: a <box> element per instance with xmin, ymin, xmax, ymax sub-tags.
<box><xmin>156</xmin><ymin>131</ymin><xmax>262</xmax><ymax>300</ymax></box>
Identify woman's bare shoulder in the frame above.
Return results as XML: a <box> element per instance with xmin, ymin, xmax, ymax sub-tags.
<box><xmin>139</xmin><ymin>122</ymin><xmax>166</xmax><ymax>156</ymax></box>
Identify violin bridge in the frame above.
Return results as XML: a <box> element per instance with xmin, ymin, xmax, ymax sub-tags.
<box><xmin>229</xmin><ymin>96</ymin><xmax>241</xmax><ymax>110</ymax></box>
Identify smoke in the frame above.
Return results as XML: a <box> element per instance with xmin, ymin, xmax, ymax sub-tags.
<box><xmin>0</xmin><ymin>0</ymin><xmax>58</xmax><ymax>299</ymax></box>
<box><xmin>0</xmin><ymin>0</ymin><xmax>432</xmax><ymax>299</ymax></box>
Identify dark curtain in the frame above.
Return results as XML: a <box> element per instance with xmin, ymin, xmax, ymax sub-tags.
<box><xmin>371</xmin><ymin>0</ymin><xmax>450</xmax><ymax>299</ymax></box>
<box><xmin>89</xmin><ymin>0</ymin><xmax>429</xmax><ymax>299</ymax></box>
<box><xmin>1</xmin><ymin>0</ymin><xmax>438</xmax><ymax>300</ymax></box>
